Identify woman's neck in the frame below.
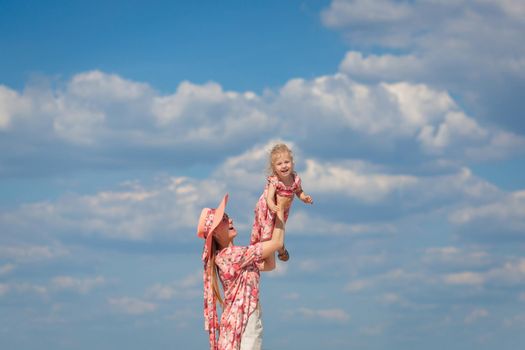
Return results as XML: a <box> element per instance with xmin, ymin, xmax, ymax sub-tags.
<box><xmin>217</xmin><ymin>239</ymin><xmax>233</xmax><ymax>251</ymax></box>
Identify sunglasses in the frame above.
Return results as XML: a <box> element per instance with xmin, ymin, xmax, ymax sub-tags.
<box><xmin>222</xmin><ymin>213</ymin><xmax>229</xmax><ymax>223</ymax></box>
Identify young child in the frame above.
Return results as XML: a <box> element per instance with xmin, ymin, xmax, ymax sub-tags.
<box><xmin>250</xmin><ymin>143</ymin><xmax>313</xmax><ymax>261</ymax></box>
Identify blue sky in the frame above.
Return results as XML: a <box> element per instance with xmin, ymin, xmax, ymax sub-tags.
<box><xmin>1</xmin><ymin>1</ymin><xmax>525</xmax><ymax>350</ymax></box>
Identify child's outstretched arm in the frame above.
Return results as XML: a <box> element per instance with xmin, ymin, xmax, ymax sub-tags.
<box><xmin>296</xmin><ymin>188</ymin><xmax>313</xmax><ymax>204</ymax></box>
<box><xmin>266</xmin><ymin>183</ymin><xmax>281</xmax><ymax>213</ymax></box>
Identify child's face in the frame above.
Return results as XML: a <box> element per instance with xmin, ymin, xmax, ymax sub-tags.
<box><xmin>273</xmin><ymin>152</ymin><xmax>293</xmax><ymax>179</ymax></box>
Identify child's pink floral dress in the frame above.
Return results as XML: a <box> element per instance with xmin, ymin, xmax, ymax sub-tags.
<box><xmin>250</xmin><ymin>172</ymin><xmax>302</xmax><ymax>246</ymax></box>
<box><xmin>214</xmin><ymin>242</ymin><xmax>263</xmax><ymax>350</ymax></box>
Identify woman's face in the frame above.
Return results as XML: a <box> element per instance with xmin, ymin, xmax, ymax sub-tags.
<box><xmin>214</xmin><ymin>213</ymin><xmax>237</xmax><ymax>247</ymax></box>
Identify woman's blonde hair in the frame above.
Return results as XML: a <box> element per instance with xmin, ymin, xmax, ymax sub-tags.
<box><xmin>267</xmin><ymin>143</ymin><xmax>294</xmax><ymax>176</ymax></box>
<box><xmin>209</xmin><ymin>238</ymin><xmax>224</xmax><ymax>307</ymax></box>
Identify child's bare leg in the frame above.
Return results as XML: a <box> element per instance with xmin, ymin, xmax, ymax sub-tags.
<box><xmin>276</xmin><ymin>195</ymin><xmax>292</xmax><ymax>261</ymax></box>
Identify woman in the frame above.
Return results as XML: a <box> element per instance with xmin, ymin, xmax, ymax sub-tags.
<box><xmin>197</xmin><ymin>194</ymin><xmax>285</xmax><ymax>350</ymax></box>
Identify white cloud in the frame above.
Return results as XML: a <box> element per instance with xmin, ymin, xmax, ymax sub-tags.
<box><xmin>443</xmin><ymin>258</ymin><xmax>525</xmax><ymax>287</ymax></box>
<box><xmin>0</xmin><ymin>276</ymin><xmax>107</xmax><ymax>298</ymax></box>
<box><xmin>213</xmin><ymin>138</ymin><xmax>295</xmax><ymax>191</ymax></box>
<box><xmin>0</xmin><ymin>283</ymin><xmax>9</xmax><ymax>296</ymax></box>
<box><xmin>0</xmin><ymin>177</ymin><xmax>226</xmax><ymax>241</ymax></box>
<box><xmin>465</xmin><ymin>130</ymin><xmax>525</xmax><ymax>160</ymax></box>
<box><xmin>0</xmin><ymin>70</ymin><xmax>274</xmax><ymax>156</ymax></box>
<box><xmin>342</xmin><ymin>268</ymin><xmax>428</xmax><ymax>300</ymax></box>
<box><xmin>267</xmin><ymin>262</ymin><xmax>288</xmax><ymax>277</ymax></box>
<box><xmin>302</xmin><ymin>158</ymin><xmax>418</xmax><ymax>203</ymax></box>
<box><xmin>449</xmin><ymin>190</ymin><xmax>525</xmax><ymax>235</ymax></box>
<box><xmin>278</xmin><ymin>74</ymin><xmax>447</xmax><ymax>137</ymax></box>
<box><xmin>0</xmin><ymin>282</ymin><xmax>48</xmax><ymax>296</ymax></box>
<box><xmin>1</xmin><ymin>67</ymin><xmax>522</xmax><ymax>181</ymax></box>
<box><xmin>0</xmin><ymin>85</ymin><xmax>31</xmax><ymax>129</ymax></box>
<box><xmin>503</xmin><ymin>313</ymin><xmax>525</xmax><ymax>328</ymax></box>
<box><xmin>179</xmin><ymin>272</ymin><xmax>201</xmax><ymax>289</ymax></box>
<box><xmin>478</xmin><ymin>0</ymin><xmax>525</xmax><ymax>21</ymax></box>
<box><xmin>145</xmin><ymin>282</ymin><xmax>202</xmax><ymax>301</ymax></box>
<box><xmin>166</xmin><ymin>308</ymin><xmax>200</xmax><ymax>329</ymax></box>
<box><xmin>339</xmin><ymin>51</ymin><xmax>424</xmax><ymax>82</ymax></box>
<box><xmin>417</xmin><ymin>111</ymin><xmax>488</xmax><ymax>154</ymax></box>
<box><xmin>0</xmin><ymin>139</ymin><xmax>512</xmax><ymax>252</ymax></box>
<box><xmin>297</xmin><ymin>259</ymin><xmax>322</xmax><ymax>273</ymax></box>
<box><xmin>344</xmin><ymin>279</ymin><xmax>369</xmax><ymax>293</ymax></box>
<box><xmin>53</xmin><ymin>71</ymin><xmax>154</xmax><ymax>144</ymax></box>
<box><xmin>0</xmin><ymin>244</ymin><xmax>69</xmax><ymax>262</ymax></box>
<box><xmin>153</xmin><ymin>81</ymin><xmax>257</xmax><ymax>122</ymax></box>
<box><xmin>288</xmin><ymin>211</ymin><xmax>396</xmax><ymax>237</ymax></box>
<box><xmin>321</xmin><ymin>0</ymin><xmax>412</xmax><ymax>28</ymax></box>
<box><xmin>323</xmin><ymin>0</ymin><xmax>525</xmax><ymax>135</ymax></box>
<box><xmin>51</xmin><ymin>276</ymin><xmax>105</xmax><ymax>294</ymax></box>
<box><xmin>216</xmin><ymin>144</ymin><xmax>506</xmax><ymax>228</ymax></box>
<box><xmin>423</xmin><ymin>246</ymin><xmax>490</xmax><ymax>269</ymax></box>
<box><xmin>145</xmin><ymin>271</ymin><xmax>201</xmax><ymax>301</ymax></box>
<box><xmin>0</xmin><ymin>263</ymin><xmax>15</xmax><ymax>276</ymax></box>
<box><xmin>464</xmin><ymin>308</ymin><xmax>489</xmax><ymax>324</ymax></box>
<box><xmin>218</xmin><ymin>141</ymin><xmax>497</xmax><ymax>206</ymax></box>
<box><xmin>323</xmin><ymin>0</ymin><xmax>525</xmax><ymax>69</ymax></box>
<box><xmin>108</xmin><ymin>297</ymin><xmax>157</xmax><ymax>315</ymax></box>
<box><xmin>443</xmin><ymin>271</ymin><xmax>485</xmax><ymax>286</ymax></box>
<box><xmin>287</xmin><ymin>307</ymin><xmax>350</xmax><ymax>322</ymax></box>
<box><xmin>151</xmin><ymin>80</ymin><xmax>273</xmax><ymax>144</ymax></box>
<box><xmin>68</xmin><ymin>70</ymin><xmax>151</xmax><ymax>101</ymax></box>
<box><xmin>276</xmin><ymin>73</ymin><xmax>523</xmax><ymax>160</ymax></box>
<box><xmin>283</xmin><ymin>292</ymin><xmax>300</xmax><ymax>300</ymax></box>
<box><xmin>52</xmin><ymin>99</ymin><xmax>106</xmax><ymax>145</ymax></box>
<box><xmin>146</xmin><ymin>284</ymin><xmax>177</xmax><ymax>300</ymax></box>
<box><xmin>359</xmin><ymin>323</ymin><xmax>385</xmax><ymax>336</ymax></box>
<box><xmin>379</xmin><ymin>292</ymin><xmax>401</xmax><ymax>304</ymax></box>
<box><xmin>487</xmin><ymin>259</ymin><xmax>525</xmax><ymax>284</ymax></box>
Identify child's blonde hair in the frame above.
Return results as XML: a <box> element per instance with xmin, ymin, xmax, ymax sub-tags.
<box><xmin>267</xmin><ymin>143</ymin><xmax>294</xmax><ymax>175</ymax></box>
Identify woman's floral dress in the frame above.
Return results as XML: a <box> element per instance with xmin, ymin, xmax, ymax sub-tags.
<box><xmin>215</xmin><ymin>242</ymin><xmax>263</xmax><ymax>350</ymax></box>
<box><xmin>250</xmin><ymin>173</ymin><xmax>302</xmax><ymax>246</ymax></box>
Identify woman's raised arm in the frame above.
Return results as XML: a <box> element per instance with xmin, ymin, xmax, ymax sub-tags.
<box><xmin>261</xmin><ymin>211</ymin><xmax>285</xmax><ymax>259</ymax></box>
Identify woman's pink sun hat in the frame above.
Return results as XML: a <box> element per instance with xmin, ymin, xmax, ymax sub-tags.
<box><xmin>197</xmin><ymin>193</ymin><xmax>229</xmax><ymax>262</ymax></box>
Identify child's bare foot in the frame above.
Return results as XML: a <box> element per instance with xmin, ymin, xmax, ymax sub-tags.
<box><xmin>278</xmin><ymin>247</ymin><xmax>289</xmax><ymax>261</ymax></box>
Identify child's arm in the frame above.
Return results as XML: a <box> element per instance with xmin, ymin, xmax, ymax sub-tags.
<box><xmin>266</xmin><ymin>183</ymin><xmax>281</xmax><ymax>213</ymax></box>
<box><xmin>296</xmin><ymin>187</ymin><xmax>313</xmax><ymax>204</ymax></box>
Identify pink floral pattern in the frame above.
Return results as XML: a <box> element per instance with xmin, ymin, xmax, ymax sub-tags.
<box><xmin>215</xmin><ymin>243</ymin><xmax>263</xmax><ymax>350</ymax></box>
<box><xmin>250</xmin><ymin>173</ymin><xmax>302</xmax><ymax>245</ymax></box>
<box><xmin>203</xmin><ymin>258</ymin><xmax>219</xmax><ymax>349</ymax></box>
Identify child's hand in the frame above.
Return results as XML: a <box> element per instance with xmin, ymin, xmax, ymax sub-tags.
<box><xmin>302</xmin><ymin>194</ymin><xmax>313</xmax><ymax>204</ymax></box>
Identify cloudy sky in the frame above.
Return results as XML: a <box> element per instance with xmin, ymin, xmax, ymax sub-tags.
<box><xmin>1</xmin><ymin>1</ymin><xmax>525</xmax><ymax>349</ymax></box>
